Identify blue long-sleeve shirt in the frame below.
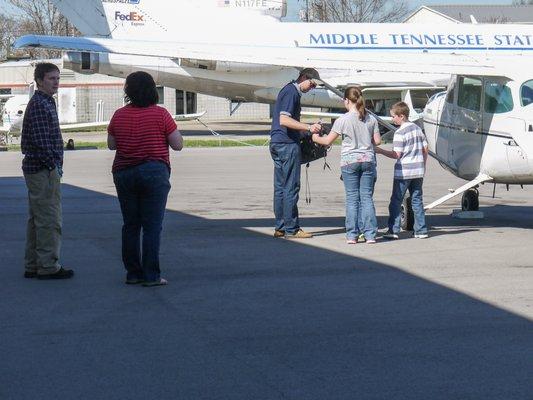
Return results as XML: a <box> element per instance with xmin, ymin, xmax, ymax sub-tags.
<box><xmin>21</xmin><ymin>90</ymin><xmax>64</xmax><ymax>174</ymax></box>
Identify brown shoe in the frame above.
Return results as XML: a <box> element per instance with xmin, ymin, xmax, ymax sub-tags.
<box><xmin>286</xmin><ymin>229</ymin><xmax>313</xmax><ymax>239</ymax></box>
<box><xmin>273</xmin><ymin>229</ymin><xmax>285</xmax><ymax>238</ymax></box>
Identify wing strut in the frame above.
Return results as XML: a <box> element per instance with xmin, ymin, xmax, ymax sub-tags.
<box><xmin>315</xmin><ymin>77</ymin><xmax>398</xmax><ymax>134</ymax></box>
<box><xmin>425</xmin><ymin>173</ymin><xmax>492</xmax><ymax>210</ymax></box>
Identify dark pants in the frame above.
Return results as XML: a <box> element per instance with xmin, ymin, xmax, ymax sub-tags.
<box><xmin>269</xmin><ymin>142</ymin><xmax>301</xmax><ymax>234</ymax></box>
<box><xmin>113</xmin><ymin>161</ymin><xmax>171</xmax><ymax>282</ymax></box>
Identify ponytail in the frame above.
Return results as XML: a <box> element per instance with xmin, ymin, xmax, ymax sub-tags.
<box><xmin>343</xmin><ymin>86</ymin><xmax>366</xmax><ymax>121</ymax></box>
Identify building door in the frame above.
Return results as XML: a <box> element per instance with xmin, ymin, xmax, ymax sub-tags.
<box><xmin>57</xmin><ymin>87</ymin><xmax>77</xmax><ymax>124</ymax></box>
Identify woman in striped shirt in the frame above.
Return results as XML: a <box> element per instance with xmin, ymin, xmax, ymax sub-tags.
<box><xmin>108</xmin><ymin>71</ymin><xmax>183</xmax><ymax>286</ymax></box>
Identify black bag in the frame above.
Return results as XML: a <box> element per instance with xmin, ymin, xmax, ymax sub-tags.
<box><xmin>300</xmin><ymin>124</ymin><xmax>330</xmax><ymax>165</ymax></box>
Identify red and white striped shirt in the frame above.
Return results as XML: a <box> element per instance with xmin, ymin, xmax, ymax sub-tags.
<box><xmin>108</xmin><ymin>105</ymin><xmax>177</xmax><ymax>172</ymax></box>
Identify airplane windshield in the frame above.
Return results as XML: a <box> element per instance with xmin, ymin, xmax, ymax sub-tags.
<box><xmin>484</xmin><ymin>81</ymin><xmax>513</xmax><ymax>114</ymax></box>
<box><xmin>520</xmin><ymin>80</ymin><xmax>533</xmax><ymax>107</ymax></box>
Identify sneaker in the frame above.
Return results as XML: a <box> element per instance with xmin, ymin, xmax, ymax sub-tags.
<box><xmin>383</xmin><ymin>232</ymin><xmax>399</xmax><ymax>240</ymax></box>
<box><xmin>346</xmin><ymin>239</ymin><xmax>357</xmax><ymax>244</ymax></box>
<box><xmin>357</xmin><ymin>233</ymin><xmax>366</xmax><ymax>243</ymax></box>
<box><xmin>286</xmin><ymin>229</ymin><xmax>313</xmax><ymax>239</ymax></box>
<box><xmin>414</xmin><ymin>233</ymin><xmax>429</xmax><ymax>239</ymax></box>
<box><xmin>37</xmin><ymin>267</ymin><xmax>74</xmax><ymax>280</ymax></box>
<box><xmin>142</xmin><ymin>278</ymin><xmax>168</xmax><ymax>287</ymax></box>
<box><xmin>273</xmin><ymin>229</ymin><xmax>285</xmax><ymax>238</ymax></box>
<box><xmin>366</xmin><ymin>239</ymin><xmax>377</xmax><ymax>244</ymax></box>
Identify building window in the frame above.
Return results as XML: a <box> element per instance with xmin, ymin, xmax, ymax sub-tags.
<box><xmin>175</xmin><ymin>90</ymin><xmax>196</xmax><ymax>114</ymax></box>
<box><xmin>156</xmin><ymin>86</ymin><xmax>165</xmax><ymax>105</ymax></box>
<box><xmin>186</xmin><ymin>92</ymin><xmax>196</xmax><ymax>114</ymax></box>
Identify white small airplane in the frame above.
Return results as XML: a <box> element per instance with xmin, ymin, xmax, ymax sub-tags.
<box><xmin>423</xmin><ymin>73</ymin><xmax>533</xmax><ymax>212</ymax></box>
<box><xmin>14</xmin><ymin>0</ymin><xmax>533</xmax><ymax>225</ymax></box>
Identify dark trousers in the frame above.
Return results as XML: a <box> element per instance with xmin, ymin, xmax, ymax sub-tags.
<box><xmin>113</xmin><ymin>161</ymin><xmax>171</xmax><ymax>282</ymax></box>
<box><xmin>269</xmin><ymin>142</ymin><xmax>301</xmax><ymax>234</ymax></box>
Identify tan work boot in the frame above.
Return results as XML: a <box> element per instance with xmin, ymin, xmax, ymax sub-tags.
<box><xmin>286</xmin><ymin>229</ymin><xmax>313</xmax><ymax>239</ymax></box>
<box><xmin>273</xmin><ymin>230</ymin><xmax>285</xmax><ymax>238</ymax></box>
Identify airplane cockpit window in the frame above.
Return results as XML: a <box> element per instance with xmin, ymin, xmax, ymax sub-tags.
<box><xmin>520</xmin><ymin>80</ymin><xmax>533</xmax><ymax>107</ymax></box>
<box><xmin>484</xmin><ymin>81</ymin><xmax>513</xmax><ymax>114</ymax></box>
<box><xmin>457</xmin><ymin>77</ymin><xmax>482</xmax><ymax>111</ymax></box>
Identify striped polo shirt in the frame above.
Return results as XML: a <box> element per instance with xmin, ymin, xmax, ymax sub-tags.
<box><xmin>108</xmin><ymin>104</ymin><xmax>177</xmax><ymax>172</ymax></box>
<box><xmin>392</xmin><ymin>122</ymin><xmax>428</xmax><ymax>180</ymax></box>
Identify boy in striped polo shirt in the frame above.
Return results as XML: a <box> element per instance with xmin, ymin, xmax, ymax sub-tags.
<box><xmin>377</xmin><ymin>102</ymin><xmax>429</xmax><ymax>239</ymax></box>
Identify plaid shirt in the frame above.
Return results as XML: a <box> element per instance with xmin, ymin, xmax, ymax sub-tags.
<box><xmin>21</xmin><ymin>91</ymin><xmax>64</xmax><ymax>174</ymax></box>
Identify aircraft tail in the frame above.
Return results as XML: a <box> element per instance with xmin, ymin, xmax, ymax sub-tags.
<box><xmin>53</xmin><ymin>0</ymin><xmax>286</xmax><ymax>39</ymax></box>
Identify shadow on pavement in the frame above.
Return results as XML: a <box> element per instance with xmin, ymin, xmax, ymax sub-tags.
<box><xmin>0</xmin><ymin>177</ymin><xmax>531</xmax><ymax>400</ymax></box>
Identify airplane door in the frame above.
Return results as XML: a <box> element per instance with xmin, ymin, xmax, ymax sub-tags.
<box><xmin>451</xmin><ymin>76</ymin><xmax>483</xmax><ymax>179</ymax></box>
<box><xmin>481</xmin><ymin>79</ymin><xmax>528</xmax><ymax>180</ymax></box>
<box><xmin>436</xmin><ymin>77</ymin><xmax>457</xmax><ymax>168</ymax></box>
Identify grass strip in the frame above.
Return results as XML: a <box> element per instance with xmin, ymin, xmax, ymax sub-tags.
<box><xmin>5</xmin><ymin>137</ymin><xmax>351</xmax><ymax>152</ymax></box>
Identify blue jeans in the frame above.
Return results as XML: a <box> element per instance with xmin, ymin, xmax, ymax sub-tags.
<box><xmin>341</xmin><ymin>162</ymin><xmax>377</xmax><ymax>240</ymax></box>
<box><xmin>388</xmin><ymin>178</ymin><xmax>427</xmax><ymax>235</ymax></box>
<box><xmin>113</xmin><ymin>161</ymin><xmax>171</xmax><ymax>282</ymax></box>
<box><xmin>270</xmin><ymin>142</ymin><xmax>301</xmax><ymax>234</ymax></box>
<box><xmin>358</xmin><ymin>163</ymin><xmax>377</xmax><ymax>235</ymax></box>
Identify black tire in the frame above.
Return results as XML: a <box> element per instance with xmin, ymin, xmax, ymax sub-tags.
<box><xmin>461</xmin><ymin>189</ymin><xmax>479</xmax><ymax>211</ymax></box>
<box><xmin>401</xmin><ymin>196</ymin><xmax>414</xmax><ymax>231</ymax></box>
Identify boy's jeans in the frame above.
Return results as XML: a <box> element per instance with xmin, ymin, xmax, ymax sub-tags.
<box><xmin>270</xmin><ymin>142</ymin><xmax>301</xmax><ymax>234</ymax></box>
<box><xmin>341</xmin><ymin>162</ymin><xmax>377</xmax><ymax>240</ymax></box>
<box><xmin>388</xmin><ymin>178</ymin><xmax>427</xmax><ymax>235</ymax></box>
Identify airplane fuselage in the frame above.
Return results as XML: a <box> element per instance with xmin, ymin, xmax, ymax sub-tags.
<box><xmin>423</xmin><ymin>75</ymin><xmax>533</xmax><ymax>184</ymax></box>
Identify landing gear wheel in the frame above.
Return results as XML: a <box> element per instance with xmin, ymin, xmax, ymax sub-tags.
<box><xmin>461</xmin><ymin>189</ymin><xmax>479</xmax><ymax>211</ymax></box>
<box><xmin>401</xmin><ymin>196</ymin><xmax>414</xmax><ymax>231</ymax></box>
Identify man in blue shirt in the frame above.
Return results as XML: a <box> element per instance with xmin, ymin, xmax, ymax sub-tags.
<box><xmin>22</xmin><ymin>62</ymin><xmax>74</xmax><ymax>280</ymax></box>
<box><xmin>270</xmin><ymin>68</ymin><xmax>322</xmax><ymax>239</ymax></box>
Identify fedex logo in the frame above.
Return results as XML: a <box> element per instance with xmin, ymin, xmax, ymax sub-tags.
<box><xmin>115</xmin><ymin>11</ymin><xmax>144</xmax><ymax>21</ymax></box>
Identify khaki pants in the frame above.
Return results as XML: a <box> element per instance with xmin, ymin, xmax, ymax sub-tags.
<box><xmin>24</xmin><ymin>168</ymin><xmax>62</xmax><ymax>275</ymax></box>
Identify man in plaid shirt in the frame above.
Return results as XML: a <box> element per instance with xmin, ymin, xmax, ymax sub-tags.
<box><xmin>21</xmin><ymin>62</ymin><xmax>73</xmax><ymax>280</ymax></box>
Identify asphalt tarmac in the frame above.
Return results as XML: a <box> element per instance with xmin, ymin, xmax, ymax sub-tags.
<box><xmin>0</xmin><ymin>144</ymin><xmax>531</xmax><ymax>399</ymax></box>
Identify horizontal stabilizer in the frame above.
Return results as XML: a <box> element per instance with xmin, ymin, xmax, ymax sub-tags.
<box><xmin>301</xmin><ymin>111</ymin><xmax>343</xmax><ymax>120</ymax></box>
<box><xmin>174</xmin><ymin>111</ymin><xmax>206</xmax><ymax>121</ymax></box>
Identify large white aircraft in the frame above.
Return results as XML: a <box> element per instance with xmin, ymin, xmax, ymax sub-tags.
<box><xmin>13</xmin><ymin>0</ymin><xmax>533</xmax><ymax>221</ymax></box>
<box><xmin>42</xmin><ymin>0</ymin><xmax>447</xmax><ymax>114</ymax></box>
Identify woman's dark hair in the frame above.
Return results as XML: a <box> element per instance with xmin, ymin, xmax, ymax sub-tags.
<box><xmin>124</xmin><ymin>71</ymin><xmax>159</xmax><ymax>107</ymax></box>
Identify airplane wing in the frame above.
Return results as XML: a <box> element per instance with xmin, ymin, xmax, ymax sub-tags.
<box><xmin>14</xmin><ymin>34</ymin><xmax>512</xmax><ymax>77</ymax></box>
